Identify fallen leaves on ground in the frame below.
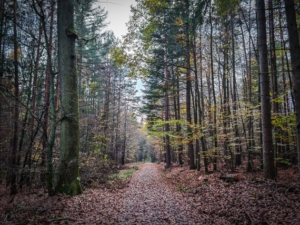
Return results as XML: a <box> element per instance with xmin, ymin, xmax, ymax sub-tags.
<box><xmin>1</xmin><ymin>163</ymin><xmax>299</xmax><ymax>224</ymax></box>
<box><xmin>162</xmin><ymin>164</ymin><xmax>300</xmax><ymax>224</ymax></box>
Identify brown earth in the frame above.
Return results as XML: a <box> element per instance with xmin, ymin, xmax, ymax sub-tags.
<box><xmin>1</xmin><ymin>163</ymin><xmax>300</xmax><ymax>224</ymax></box>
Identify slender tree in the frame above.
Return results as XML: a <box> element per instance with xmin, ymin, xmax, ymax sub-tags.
<box><xmin>284</xmin><ymin>0</ymin><xmax>300</xmax><ymax>172</ymax></box>
<box><xmin>256</xmin><ymin>0</ymin><xmax>275</xmax><ymax>179</ymax></box>
<box><xmin>10</xmin><ymin>0</ymin><xmax>19</xmax><ymax>195</ymax></box>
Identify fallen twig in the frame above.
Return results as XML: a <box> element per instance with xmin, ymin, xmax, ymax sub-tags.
<box><xmin>285</xmin><ymin>183</ymin><xmax>300</xmax><ymax>195</ymax></box>
<box><xmin>244</xmin><ymin>210</ymin><xmax>254</xmax><ymax>225</ymax></box>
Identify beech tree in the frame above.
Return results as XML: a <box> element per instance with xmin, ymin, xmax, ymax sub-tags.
<box><xmin>56</xmin><ymin>0</ymin><xmax>82</xmax><ymax>195</ymax></box>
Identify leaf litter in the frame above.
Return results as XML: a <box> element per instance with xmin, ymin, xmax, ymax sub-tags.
<box><xmin>1</xmin><ymin>163</ymin><xmax>300</xmax><ymax>224</ymax></box>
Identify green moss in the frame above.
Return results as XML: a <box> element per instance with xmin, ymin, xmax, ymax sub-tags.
<box><xmin>68</xmin><ymin>181</ymin><xmax>83</xmax><ymax>196</ymax></box>
<box><xmin>110</xmin><ymin>169</ymin><xmax>135</xmax><ymax>179</ymax></box>
<box><xmin>57</xmin><ymin>180</ymin><xmax>83</xmax><ymax>196</ymax></box>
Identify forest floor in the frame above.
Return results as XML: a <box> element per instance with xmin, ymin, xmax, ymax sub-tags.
<box><xmin>1</xmin><ymin>162</ymin><xmax>300</xmax><ymax>224</ymax></box>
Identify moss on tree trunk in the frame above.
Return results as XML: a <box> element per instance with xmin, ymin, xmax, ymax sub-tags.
<box><xmin>56</xmin><ymin>0</ymin><xmax>82</xmax><ymax>195</ymax></box>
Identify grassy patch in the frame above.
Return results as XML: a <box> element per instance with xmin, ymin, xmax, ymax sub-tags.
<box><xmin>110</xmin><ymin>169</ymin><xmax>135</xmax><ymax>179</ymax></box>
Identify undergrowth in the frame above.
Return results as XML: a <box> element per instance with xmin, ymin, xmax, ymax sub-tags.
<box><xmin>110</xmin><ymin>169</ymin><xmax>136</xmax><ymax>179</ymax></box>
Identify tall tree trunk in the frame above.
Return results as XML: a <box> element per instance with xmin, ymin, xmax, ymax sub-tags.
<box><xmin>240</xmin><ymin>10</ymin><xmax>254</xmax><ymax>172</ymax></box>
<box><xmin>279</xmin><ymin>8</ymin><xmax>290</xmax><ymax>156</ymax></box>
<box><xmin>18</xmin><ymin>57</ymin><xmax>34</xmax><ymax>188</ymax></box>
<box><xmin>269</xmin><ymin>0</ymin><xmax>281</xmax><ymax>163</ymax></box>
<box><xmin>284</xmin><ymin>0</ymin><xmax>300</xmax><ymax>172</ymax></box>
<box><xmin>231</xmin><ymin>12</ymin><xmax>241</xmax><ymax>167</ymax></box>
<box><xmin>102</xmin><ymin>66</ymin><xmax>111</xmax><ymax>156</ymax></box>
<box><xmin>199</xmin><ymin>33</ymin><xmax>208</xmax><ymax>173</ymax></box>
<box><xmin>222</xmin><ymin>21</ymin><xmax>232</xmax><ymax>170</ymax></box>
<box><xmin>164</xmin><ymin>45</ymin><xmax>171</xmax><ymax>168</ymax></box>
<box><xmin>175</xmin><ymin>65</ymin><xmax>184</xmax><ymax>165</ymax></box>
<box><xmin>257</xmin><ymin>0</ymin><xmax>275</xmax><ymax>179</ymax></box>
<box><xmin>192</xmin><ymin>36</ymin><xmax>201</xmax><ymax>171</ymax></box>
<box><xmin>0</xmin><ymin>0</ymin><xmax>6</xmax><ymax>78</ymax></box>
<box><xmin>56</xmin><ymin>0</ymin><xmax>82</xmax><ymax>195</ymax></box>
<box><xmin>121</xmin><ymin>103</ymin><xmax>128</xmax><ymax>166</ymax></box>
<box><xmin>10</xmin><ymin>0</ymin><xmax>19</xmax><ymax>195</ymax></box>
<box><xmin>184</xmin><ymin>0</ymin><xmax>196</xmax><ymax>170</ymax></box>
<box><xmin>115</xmin><ymin>73</ymin><xmax>122</xmax><ymax>164</ymax></box>
<box><xmin>32</xmin><ymin>0</ymin><xmax>56</xmax><ymax>194</ymax></box>
<box><xmin>29</xmin><ymin>21</ymin><xmax>43</xmax><ymax>172</ymax></box>
<box><xmin>210</xmin><ymin>2</ymin><xmax>217</xmax><ymax>171</ymax></box>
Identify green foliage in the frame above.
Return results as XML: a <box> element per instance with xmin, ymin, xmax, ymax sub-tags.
<box><xmin>215</xmin><ymin>0</ymin><xmax>241</xmax><ymax>16</ymax></box>
<box><xmin>178</xmin><ymin>184</ymin><xmax>191</xmax><ymax>193</ymax></box>
<box><xmin>178</xmin><ymin>184</ymin><xmax>183</xmax><ymax>192</ymax></box>
<box><xmin>144</xmin><ymin>0</ymin><xmax>168</xmax><ymax>14</ymax></box>
<box><xmin>110</xmin><ymin>169</ymin><xmax>136</xmax><ymax>179</ymax></box>
<box><xmin>272</xmin><ymin>114</ymin><xmax>296</xmax><ymax>131</ymax></box>
<box><xmin>104</xmin><ymin>154</ymin><xmax>109</xmax><ymax>163</ymax></box>
<box><xmin>275</xmin><ymin>157</ymin><xmax>291</xmax><ymax>166</ymax></box>
<box><xmin>93</xmin><ymin>134</ymin><xmax>108</xmax><ymax>153</ymax></box>
<box><xmin>110</xmin><ymin>46</ymin><xmax>127</xmax><ymax>67</ymax></box>
<box><xmin>89</xmin><ymin>82</ymin><xmax>98</xmax><ymax>96</ymax></box>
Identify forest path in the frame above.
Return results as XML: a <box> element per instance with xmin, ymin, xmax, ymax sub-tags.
<box><xmin>0</xmin><ymin>163</ymin><xmax>203</xmax><ymax>224</ymax></box>
<box><xmin>116</xmin><ymin>163</ymin><xmax>201</xmax><ymax>224</ymax></box>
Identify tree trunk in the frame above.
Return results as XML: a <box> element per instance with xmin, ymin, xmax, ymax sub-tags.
<box><xmin>10</xmin><ymin>0</ymin><xmax>19</xmax><ymax>195</ymax></box>
<box><xmin>256</xmin><ymin>0</ymin><xmax>275</xmax><ymax>179</ymax></box>
<box><xmin>121</xmin><ymin>103</ymin><xmax>128</xmax><ymax>166</ymax></box>
<box><xmin>269</xmin><ymin>0</ymin><xmax>281</xmax><ymax>163</ymax></box>
<box><xmin>185</xmin><ymin>0</ymin><xmax>196</xmax><ymax>170</ymax></box>
<box><xmin>192</xmin><ymin>37</ymin><xmax>201</xmax><ymax>171</ymax></box>
<box><xmin>56</xmin><ymin>0</ymin><xmax>82</xmax><ymax>195</ymax></box>
<box><xmin>210</xmin><ymin>2</ymin><xmax>217</xmax><ymax>171</ymax></box>
<box><xmin>32</xmin><ymin>0</ymin><xmax>57</xmax><ymax>194</ymax></box>
<box><xmin>164</xmin><ymin>45</ymin><xmax>171</xmax><ymax>168</ymax></box>
<box><xmin>174</xmin><ymin>68</ymin><xmax>184</xmax><ymax>165</ymax></box>
<box><xmin>199</xmin><ymin>34</ymin><xmax>208</xmax><ymax>173</ymax></box>
<box><xmin>0</xmin><ymin>0</ymin><xmax>6</xmax><ymax>78</ymax></box>
<box><xmin>284</xmin><ymin>0</ymin><xmax>300</xmax><ymax>172</ymax></box>
<box><xmin>29</xmin><ymin>21</ymin><xmax>43</xmax><ymax>172</ymax></box>
<box><xmin>231</xmin><ymin>12</ymin><xmax>241</xmax><ymax>167</ymax></box>
<box><xmin>240</xmin><ymin>11</ymin><xmax>254</xmax><ymax>172</ymax></box>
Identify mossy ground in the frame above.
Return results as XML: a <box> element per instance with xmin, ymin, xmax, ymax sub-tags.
<box><xmin>109</xmin><ymin>169</ymin><xmax>136</xmax><ymax>180</ymax></box>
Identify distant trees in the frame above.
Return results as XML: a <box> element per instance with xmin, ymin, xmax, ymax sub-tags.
<box><xmin>126</xmin><ymin>0</ymin><xmax>300</xmax><ymax>178</ymax></box>
<box><xmin>2</xmin><ymin>0</ymin><xmax>300</xmax><ymax>197</ymax></box>
<box><xmin>0</xmin><ymin>0</ymin><xmax>144</xmax><ymax>196</ymax></box>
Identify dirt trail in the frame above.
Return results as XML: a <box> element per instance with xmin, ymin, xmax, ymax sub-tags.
<box><xmin>2</xmin><ymin>163</ymin><xmax>300</xmax><ymax>224</ymax></box>
<box><xmin>116</xmin><ymin>163</ymin><xmax>201</xmax><ymax>224</ymax></box>
<box><xmin>1</xmin><ymin>163</ymin><xmax>203</xmax><ymax>224</ymax></box>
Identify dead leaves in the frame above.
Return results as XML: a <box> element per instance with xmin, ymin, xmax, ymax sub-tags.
<box><xmin>160</xmin><ymin>164</ymin><xmax>300</xmax><ymax>224</ymax></box>
<box><xmin>1</xmin><ymin>163</ymin><xmax>300</xmax><ymax>224</ymax></box>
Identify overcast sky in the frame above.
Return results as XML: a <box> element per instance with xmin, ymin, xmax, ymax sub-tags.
<box><xmin>97</xmin><ymin>0</ymin><xmax>143</xmax><ymax>97</ymax></box>
<box><xmin>98</xmin><ymin>0</ymin><xmax>137</xmax><ymax>39</ymax></box>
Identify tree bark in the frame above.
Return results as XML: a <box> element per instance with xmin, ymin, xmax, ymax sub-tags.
<box><xmin>56</xmin><ymin>0</ymin><xmax>82</xmax><ymax>195</ymax></box>
<box><xmin>256</xmin><ymin>0</ymin><xmax>275</xmax><ymax>179</ymax></box>
<box><xmin>284</xmin><ymin>0</ymin><xmax>300</xmax><ymax>172</ymax></box>
<box><xmin>10</xmin><ymin>0</ymin><xmax>19</xmax><ymax>195</ymax></box>
<box><xmin>164</xmin><ymin>45</ymin><xmax>171</xmax><ymax>168</ymax></box>
<box><xmin>231</xmin><ymin>12</ymin><xmax>241</xmax><ymax>167</ymax></box>
<box><xmin>184</xmin><ymin>0</ymin><xmax>196</xmax><ymax>170</ymax></box>
<box><xmin>210</xmin><ymin>2</ymin><xmax>217</xmax><ymax>171</ymax></box>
